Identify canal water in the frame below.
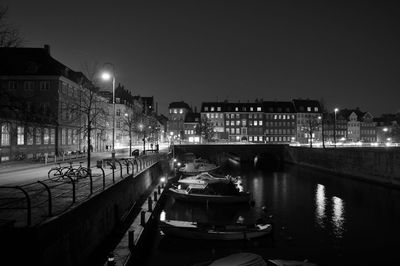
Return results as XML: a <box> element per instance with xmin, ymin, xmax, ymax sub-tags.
<box><xmin>139</xmin><ymin>162</ymin><xmax>400</xmax><ymax>266</ymax></box>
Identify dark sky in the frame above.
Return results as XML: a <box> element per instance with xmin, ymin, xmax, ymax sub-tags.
<box><xmin>5</xmin><ymin>0</ymin><xmax>400</xmax><ymax>116</ymax></box>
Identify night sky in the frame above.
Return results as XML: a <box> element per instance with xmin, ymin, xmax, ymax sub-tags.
<box><xmin>5</xmin><ymin>0</ymin><xmax>400</xmax><ymax>116</ymax></box>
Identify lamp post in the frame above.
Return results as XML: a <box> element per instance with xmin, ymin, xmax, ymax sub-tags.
<box><xmin>170</xmin><ymin>131</ymin><xmax>174</xmax><ymax>160</ymax></box>
<box><xmin>318</xmin><ymin>115</ymin><xmax>325</xmax><ymax>149</ymax></box>
<box><xmin>101</xmin><ymin>70</ymin><xmax>116</xmax><ymax>167</ymax></box>
<box><xmin>334</xmin><ymin>108</ymin><xmax>339</xmax><ymax>148</ymax></box>
<box><xmin>139</xmin><ymin>124</ymin><xmax>145</xmax><ymax>155</ymax></box>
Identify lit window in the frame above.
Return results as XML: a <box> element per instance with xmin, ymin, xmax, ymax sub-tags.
<box><xmin>254</xmin><ymin>121</ymin><xmax>258</xmax><ymax>126</ymax></box>
<box><xmin>44</xmin><ymin>128</ymin><xmax>50</xmax><ymax>144</ymax></box>
<box><xmin>259</xmin><ymin>121</ymin><xmax>263</xmax><ymax>126</ymax></box>
<box><xmin>236</xmin><ymin>128</ymin><xmax>240</xmax><ymax>134</ymax></box>
<box><xmin>17</xmin><ymin>126</ymin><xmax>25</xmax><ymax>145</ymax></box>
<box><xmin>1</xmin><ymin>124</ymin><xmax>10</xmax><ymax>146</ymax></box>
<box><xmin>307</xmin><ymin>107</ymin><xmax>311</xmax><ymax>112</ymax></box>
<box><xmin>250</xmin><ymin>107</ymin><xmax>253</xmax><ymax>111</ymax></box>
<box><xmin>211</xmin><ymin>107</ymin><xmax>214</xmax><ymax>112</ymax></box>
<box><xmin>236</xmin><ymin>120</ymin><xmax>240</xmax><ymax>126</ymax></box>
<box><xmin>50</xmin><ymin>129</ymin><xmax>55</xmax><ymax>145</ymax></box>
<box><xmin>204</xmin><ymin>107</ymin><xmax>208</xmax><ymax>111</ymax></box>
<box><xmin>36</xmin><ymin>128</ymin><xmax>42</xmax><ymax>145</ymax></box>
<box><xmin>179</xmin><ymin>109</ymin><xmax>183</xmax><ymax>114</ymax></box>
<box><xmin>27</xmin><ymin>127</ymin><xmax>34</xmax><ymax>145</ymax></box>
<box><xmin>217</xmin><ymin>107</ymin><xmax>221</xmax><ymax>111</ymax></box>
<box><xmin>174</xmin><ymin>109</ymin><xmax>177</xmax><ymax>114</ymax></box>
<box><xmin>235</xmin><ymin>107</ymin><xmax>239</xmax><ymax>111</ymax></box>
<box><xmin>314</xmin><ymin>107</ymin><xmax>318</xmax><ymax>112</ymax></box>
<box><xmin>257</xmin><ymin>107</ymin><xmax>261</xmax><ymax>111</ymax></box>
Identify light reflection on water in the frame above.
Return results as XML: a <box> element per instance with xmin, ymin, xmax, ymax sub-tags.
<box><xmin>332</xmin><ymin>196</ymin><xmax>345</xmax><ymax>238</ymax></box>
<box><xmin>315</xmin><ymin>184</ymin><xmax>326</xmax><ymax>228</ymax></box>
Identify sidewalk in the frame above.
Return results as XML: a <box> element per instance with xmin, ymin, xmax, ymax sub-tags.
<box><xmin>0</xmin><ymin>151</ymin><xmax>112</xmax><ymax>175</ymax></box>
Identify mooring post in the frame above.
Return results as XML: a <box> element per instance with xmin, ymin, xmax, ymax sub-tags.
<box><xmin>128</xmin><ymin>230</ymin><xmax>134</xmax><ymax>251</ymax></box>
<box><xmin>153</xmin><ymin>191</ymin><xmax>158</xmax><ymax>202</ymax></box>
<box><xmin>140</xmin><ymin>210</ymin><xmax>146</xmax><ymax>226</ymax></box>
<box><xmin>148</xmin><ymin>197</ymin><xmax>153</xmax><ymax>212</ymax></box>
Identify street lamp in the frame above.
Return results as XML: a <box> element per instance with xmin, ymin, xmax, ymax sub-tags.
<box><xmin>139</xmin><ymin>123</ymin><xmax>145</xmax><ymax>155</ymax></box>
<box><xmin>318</xmin><ymin>115</ymin><xmax>325</xmax><ymax>149</ymax></box>
<box><xmin>334</xmin><ymin>108</ymin><xmax>339</xmax><ymax>148</ymax></box>
<box><xmin>101</xmin><ymin>69</ymin><xmax>116</xmax><ymax>168</ymax></box>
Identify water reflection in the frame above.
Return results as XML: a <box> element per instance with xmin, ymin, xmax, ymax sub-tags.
<box><xmin>315</xmin><ymin>184</ymin><xmax>326</xmax><ymax>228</ymax></box>
<box><xmin>332</xmin><ymin>196</ymin><xmax>345</xmax><ymax>238</ymax></box>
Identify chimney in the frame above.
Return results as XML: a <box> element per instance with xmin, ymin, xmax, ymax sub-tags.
<box><xmin>156</xmin><ymin>102</ymin><xmax>158</xmax><ymax>115</ymax></box>
<box><xmin>44</xmin><ymin>44</ymin><xmax>50</xmax><ymax>55</ymax></box>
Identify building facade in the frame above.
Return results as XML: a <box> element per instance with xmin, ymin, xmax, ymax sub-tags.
<box><xmin>263</xmin><ymin>101</ymin><xmax>296</xmax><ymax>143</ymax></box>
<box><xmin>167</xmin><ymin>101</ymin><xmax>191</xmax><ymax>139</ymax></box>
<box><xmin>292</xmin><ymin>99</ymin><xmax>322</xmax><ymax>144</ymax></box>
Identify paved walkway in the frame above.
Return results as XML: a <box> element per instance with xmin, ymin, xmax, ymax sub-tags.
<box><xmin>0</xmin><ymin>153</ymin><xmax>166</xmax><ymax>227</ymax></box>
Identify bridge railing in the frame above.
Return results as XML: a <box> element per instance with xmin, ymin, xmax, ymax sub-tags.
<box><xmin>0</xmin><ymin>153</ymin><xmax>165</xmax><ymax>228</ymax></box>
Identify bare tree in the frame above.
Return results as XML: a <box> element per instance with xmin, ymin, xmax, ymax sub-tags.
<box><xmin>304</xmin><ymin>117</ymin><xmax>321</xmax><ymax>148</ymax></box>
<box><xmin>121</xmin><ymin>106</ymin><xmax>143</xmax><ymax>155</ymax></box>
<box><xmin>0</xmin><ymin>5</ymin><xmax>23</xmax><ymax>47</ymax></box>
<box><xmin>68</xmin><ymin>63</ymin><xmax>109</xmax><ymax>169</ymax></box>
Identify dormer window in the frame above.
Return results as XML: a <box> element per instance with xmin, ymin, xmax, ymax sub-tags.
<box><xmin>314</xmin><ymin>107</ymin><xmax>318</xmax><ymax>112</ymax></box>
<box><xmin>250</xmin><ymin>107</ymin><xmax>253</xmax><ymax>111</ymax></box>
<box><xmin>257</xmin><ymin>107</ymin><xmax>261</xmax><ymax>111</ymax></box>
<box><xmin>174</xmin><ymin>109</ymin><xmax>177</xmax><ymax>114</ymax></box>
<box><xmin>217</xmin><ymin>107</ymin><xmax>221</xmax><ymax>111</ymax></box>
<box><xmin>235</xmin><ymin>107</ymin><xmax>239</xmax><ymax>111</ymax></box>
<box><xmin>179</xmin><ymin>109</ymin><xmax>183</xmax><ymax>114</ymax></box>
<box><xmin>307</xmin><ymin>107</ymin><xmax>311</xmax><ymax>112</ymax></box>
<box><xmin>210</xmin><ymin>107</ymin><xmax>214</xmax><ymax>111</ymax></box>
<box><xmin>204</xmin><ymin>107</ymin><xmax>209</xmax><ymax>111</ymax></box>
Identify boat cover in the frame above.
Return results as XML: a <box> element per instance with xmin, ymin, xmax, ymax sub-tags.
<box><xmin>210</xmin><ymin>253</ymin><xmax>266</xmax><ymax>266</ymax></box>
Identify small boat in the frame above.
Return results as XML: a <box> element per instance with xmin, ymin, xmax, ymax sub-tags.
<box><xmin>208</xmin><ymin>253</ymin><xmax>266</xmax><ymax>266</ymax></box>
<box><xmin>268</xmin><ymin>260</ymin><xmax>317</xmax><ymax>266</ymax></box>
<box><xmin>178</xmin><ymin>172</ymin><xmax>239</xmax><ymax>185</ymax></box>
<box><xmin>169</xmin><ymin>182</ymin><xmax>250</xmax><ymax>204</ymax></box>
<box><xmin>160</xmin><ymin>220</ymin><xmax>272</xmax><ymax>241</ymax></box>
<box><xmin>179</xmin><ymin>159</ymin><xmax>219</xmax><ymax>176</ymax></box>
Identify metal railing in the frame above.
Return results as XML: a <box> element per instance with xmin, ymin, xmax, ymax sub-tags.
<box><xmin>0</xmin><ymin>153</ymin><xmax>165</xmax><ymax>227</ymax></box>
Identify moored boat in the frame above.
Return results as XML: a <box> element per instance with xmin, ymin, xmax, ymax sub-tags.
<box><xmin>178</xmin><ymin>159</ymin><xmax>219</xmax><ymax>176</ymax></box>
<box><xmin>160</xmin><ymin>220</ymin><xmax>272</xmax><ymax>241</ymax></box>
<box><xmin>169</xmin><ymin>182</ymin><xmax>250</xmax><ymax>204</ymax></box>
<box><xmin>178</xmin><ymin>172</ymin><xmax>239</xmax><ymax>185</ymax></box>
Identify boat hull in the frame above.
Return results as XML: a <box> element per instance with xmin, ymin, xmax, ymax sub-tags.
<box><xmin>160</xmin><ymin>222</ymin><xmax>272</xmax><ymax>240</ymax></box>
<box><xmin>169</xmin><ymin>188</ymin><xmax>250</xmax><ymax>204</ymax></box>
<box><xmin>178</xmin><ymin>166</ymin><xmax>220</xmax><ymax>176</ymax></box>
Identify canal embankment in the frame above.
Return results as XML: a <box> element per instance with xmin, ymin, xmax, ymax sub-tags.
<box><xmin>0</xmin><ymin>155</ymin><xmax>171</xmax><ymax>266</ymax></box>
<box><xmin>284</xmin><ymin>146</ymin><xmax>400</xmax><ymax>187</ymax></box>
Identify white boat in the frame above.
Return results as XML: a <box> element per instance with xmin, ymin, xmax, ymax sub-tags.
<box><xmin>169</xmin><ymin>183</ymin><xmax>250</xmax><ymax>204</ymax></box>
<box><xmin>178</xmin><ymin>172</ymin><xmax>238</xmax><ymax>185</ymax></box>
<box><xmin>160</xmin><ymin>220</ymin><xmax>272</xmax><ymax>241</ymax></box>
<box><xmin>178</xmin><ymin>159</ymin><xmax>219</xmax><ymax>175</ymax></box>
<box><xmin>209</xmin><ymin>253</ymin><xmax>266</xmax><ymax>266</ymax></box>
<box><xmin>268</xmin><ymin>260</ymin><xmax>317</xmax><ymax>266</ymax></box>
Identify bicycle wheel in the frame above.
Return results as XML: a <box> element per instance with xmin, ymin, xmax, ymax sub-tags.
<box><xmin>48</xmin><ymin>169</ymin><xmax>62</xmax><ymax>181</ymax></box>
<box><xmin>77</xmin><ymin>168</ymin><xmax>89</xmax><ymax>179</ymax></box>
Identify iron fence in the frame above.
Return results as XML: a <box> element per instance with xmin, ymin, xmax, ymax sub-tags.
<box><xmin>0</xmin><ymin>153</ymin><xmax>165</xmax><ymax>227</ymax></box>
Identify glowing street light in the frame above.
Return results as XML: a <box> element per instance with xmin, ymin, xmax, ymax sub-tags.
<box><xmin>334</xmin><ymin>108</ymin><xmax>339</xmax><ymax>148</ymax></box>
<box><xmin>100</xmin><ymin>67</ymin><xmax>116</xmax><ymax>168</ymax></box>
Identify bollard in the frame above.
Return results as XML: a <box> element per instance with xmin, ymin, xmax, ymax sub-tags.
<box><xmin>148</xmin><ymin>197</ymin><xmax>153</xmax><ymax>212</ymax></box>
<box><xmin>154</xmin><ymin>191</ymin><xmax>158</xmax><ymax>202</ymax></box>
<box><xmin>158</xmin><ymin>185</ymin><xmax>161</xmax><ymax>194</ymax></box>
<box><xmin>128</xmin><ymin>230</ymin><xmax>134</xmax><ymax>251</ymax></box>
<box><xmin>140</xmin><ymin>210</ymin><xmax>146</xmax><ymax>226</ymax></box>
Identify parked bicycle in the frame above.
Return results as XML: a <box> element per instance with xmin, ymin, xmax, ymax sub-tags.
<box><xmin>48</xmin><ymin>162</ymin><xmax>90</xmax><ymax>181</ymax></box>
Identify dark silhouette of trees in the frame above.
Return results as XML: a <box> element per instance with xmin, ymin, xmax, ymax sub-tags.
<box><xmin>0</xmin><ymin>5</ymin><xmax>23</xmax><ymax>47</ymax></box>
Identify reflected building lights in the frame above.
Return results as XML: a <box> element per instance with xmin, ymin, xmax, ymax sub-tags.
<box><xmin>332</xmin><ymin>196</ymin><xmax>345</xmax><ymax>238</ymax></box>
<box><xmin>315</xmin><ymin>184</ymin><xmax>326</xmax><ymax>228</ymax></box>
